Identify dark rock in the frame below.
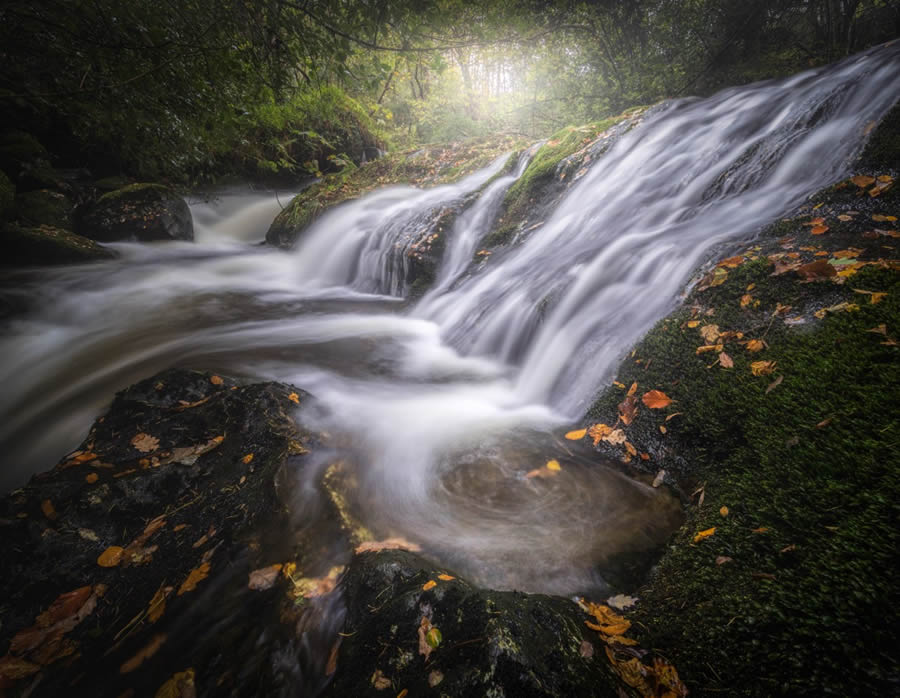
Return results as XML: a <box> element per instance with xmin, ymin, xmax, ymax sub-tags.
<box><xmin>15</xmin><ymin>189</ymin><xmax>74</xmax><ymax>229</ymax></box>
<box><xmin>2</xmin><ymin>224</ymin><xmax>116</xmax><ymax>266</ymax></box>
<box><xmin>0</xmin><ymin>170</ymin><xmax>13</xmax><ymax>220</ymax></box>
<box><xmin>0</xmin><ymin>369</ymin><xmax>320</xmax><ymax>698</ymax></box>
<box><xmin>0</xmin><ymin>130</ymin><xmax>50</xmax><ymax>183</ymax></box>
<box><xmin>326</xmin><ymin>549</ymin><xmax>622</xmax><ymax>697</ymax></box>
<box><xmin>78</xmin><ymin>183</ymin><xmax>193</xmax><ymax>242</ymax></box>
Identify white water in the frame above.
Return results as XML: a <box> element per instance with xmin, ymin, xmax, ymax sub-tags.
<box><xmin>1</xmin><ymin>44</ymin><xmax>898</xmax><ymax>594</ymax></box>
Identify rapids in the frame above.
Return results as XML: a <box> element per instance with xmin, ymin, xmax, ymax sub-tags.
<box><xmin>1</xmin><ymin>43</ymin><xmax>898</xmax><ymax>595</ymax></box>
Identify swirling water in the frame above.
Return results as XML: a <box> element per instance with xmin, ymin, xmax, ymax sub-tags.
<box><xmin>1</xmin><ymin>44</ymin><xmax>898</xmax><ymax>597</ymax></box>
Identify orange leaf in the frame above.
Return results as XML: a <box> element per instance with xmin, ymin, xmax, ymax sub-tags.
<box><xmin>810</xmin><ymin>225</ymin><xmax>829</xmax><ymax>235</ymax></box>
<box><xmin>241</xmin><ymin>453</ymin><xmax>254</xmax><ymax>464</ymax></box>
<box><xmin>745</xmin><ymin>339</ymin><xmax>766</xmax><ymax>352</ymax></box>
<box><xmin>641</xmin><ymin>390</ymin><xmax>672</xmax><ymax>409</ymax></box>
<box><xmin>564</xmin><ymin>428</ymin><xmax>587</xmax><ymax>440</ymax></box>
<box><xmin>437</xmin><ymin>574</ymin><xmax>455</xmax><ymax>581</ymax></box>
<box><xmin>588</xmin><ymin>423</ymin><xmax>613</xmax><ymax>445</ymax></box>
<box><xmin>210</xmin><ymin>375</ymin><xmax>224</xmax><ymax>385</ymax></box>
<box><xmin>178</xmin><ymin>562</ymin><xmax>211</xmax><ymax>595</ymax></box>
<box><xmin>720</xmin><ymin>506</ymin><xmax>729</xmax><ymax>517</ymax></box>
<box><xmin>422</xmin><ymin>580</ymin><xmax>437</xmax><ymax>591</ymax></box>
<box><xmin>41</xmin><ymin>499</ymin><xmax>57</xmax><ymax>520</ymax></box>
<box><xmin>120</xmin><ymin>634</ymin><xmax>166</xmax><ymax>674</ymax></box>
<box><xmin>98</xmin><ymin>546</ymin><xmax>124</xmax><ymax>567</ymax></box>
<box><xmin>751</xmin><ymin>360</ymin><xmax>777</xmax><ymax>376</ymax></box>
<box><xmin>626</xmin><ymin>382</ymin><xmax>638</xmax><ymax>397</ymax></box>
<box><xmin>288</xmin><ymin>392</ymin><xmax>300</xmax><ymax>404</ymax></box>
<box><xmin>85</xmin><ymin>473</ymin><xmax>99</xmax><ymax>484</ymax></box>
<box><xmin>850</xmin><ymin>175</ymin><xmax>875</xmax><ymax>188</ymax></box>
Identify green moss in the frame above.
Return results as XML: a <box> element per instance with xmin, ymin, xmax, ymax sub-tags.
<box><xmin>97</xmin><ymin>182</ymin><xmax>170</xmax><ymax>203</ymax></box>
<box><xmin>584</xmin><ymin>214</ymin><xmax>899</xmax><ymax>694</ymax></box>
<box><xmin>15</xmin><ymin>189</ymin><xmax>73</xmax><ymax>229</ymax></box>
<box><xmin>859</xmin><ymin>102</ymin><xmax>900</xmax><ymax>171</ymax></box>
<box><xmin>2</xmin><ymin>224</ymin><xmax>116</xmax><ymax>265</ymax></box>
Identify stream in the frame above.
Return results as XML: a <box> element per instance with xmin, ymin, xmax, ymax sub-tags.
<box><xmin>1</xmin><ymin>43</ymin><xmax>898</xmax><ymax>599</ymax></box>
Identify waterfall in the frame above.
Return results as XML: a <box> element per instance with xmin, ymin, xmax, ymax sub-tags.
<box><xmin>0</xmin><ymin>42</ymin><xmax>897</xmax><ymax>593</ymax></box>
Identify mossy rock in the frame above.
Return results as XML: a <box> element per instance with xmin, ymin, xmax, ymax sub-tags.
<box><xmin>0</xmin><ymin>369</ymin><xmax>321</xmax><ymax>697</ymax></box>
<box><xmin>0</xmin><ymin>170</ymin><xmax>14</xmax><ymax>220</ymax></box>
<box><xmin>15</xmin><ymin>189</ymin><xmax>74</xmax><ymax>229</ymax></box>
<box><xmin>326</xmin><ymin>549</ymin><xmax>625</xmax><ymax>697</ymax></box>
<box><xmin>78</xmin><ymin>183</ymin><xmax>193</xmax><ymax>242</ymax></box>
<box><xmin>859</xmin><ymin>101</ymin><xmax>900</xmax><ymax>171</ymax></box>
<box><xmin>2</xmin><ymin>224</ymin><xmax>116</xmax><ymax>266</ymax></box>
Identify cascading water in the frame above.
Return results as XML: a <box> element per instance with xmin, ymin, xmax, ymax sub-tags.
<box><xmin>1</xmin><ymin>44</ymin><xmax>898</xmax><ymax>598</ymax></box>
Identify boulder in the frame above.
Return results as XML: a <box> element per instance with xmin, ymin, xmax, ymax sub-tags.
<box><xmin>326</xmin><ymin>549</ymin><xmax>623</xmax><ymax>697</ymax></box>
<box><xmin>0</xmin><ymin>170</ymin><xmax>13</xmax><ymax>220</ymax></box>
<box><xmin>0</xmin><ymin>131</ymin><xmax>50</xmax><ymax>184</ymax></box>
<box><xmin>2</xmin><ymin>224</ymin><xmax>116</xmax><ymax>266</ymax></box>
<box><xmin>15</xmin><ymin>189</ymin><xmax>74</xmax><ymax>229</ymax></box>
<box><xmin>78</xmin><ymin>183</ymin><xmax>193</xmax><ymax>242</ymax></box>
<box><xmin>0</xmin><ymin>369</ymin><xmax>319</xmax><ymax>697</ymax></box>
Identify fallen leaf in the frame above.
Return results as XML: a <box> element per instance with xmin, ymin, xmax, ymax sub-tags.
<box><xmin>810</xmin><ymin>225</ymin><xmax>829</xmax><ymax>235</ymax></box>
<box><xmin>617</xmin><ymin>395</ymin><xmax>638</xmax><ymax>425</ymax></box>
<box><xmin>659</xmin><ymin>425</ymin><xmax>667</xmax><ymax>434</ymax></box>
<box><xmin>418</xmin><ymin>616</ymin><xmax>437</xmax><ymax>660</ymax></box>
<box><xmin>588</xmin><ymin>423</ymin><xmax>613</xmax><ymax>445</ymax></box>
<box><xmin>98</xmin><ymin>546</ymin><xmax>125</xmax><ymax>567</ymax></box>
<box><xmin>154</xmin><ymin>668</ymin><xmax>195</xmax><ymax>698</ymax></box>
<box><xmin>288</xmin><ymin>392</ymin><xmax>300</xmax><ymax>404</ymax></box>
<box><xmin>837</xmin><ymin>214</ymin><xmax>853</xmax><ymax>221</ymax></box>
<box><xmin>624</xmin><ymin>441</ymin><xmax>637</xmax><ymax>456</ymax></box>
<box><xmin>687</xmin><ymin>320</ymin><xmax>700</xmax><ymax>328</ymax></box>
<box><xmin>177</xmin><ymin>562</ymin><xmax>211</xmax><ymax>595</ymax></box>
<box><xmin>696</xmin><ymin>344</ymin><xmax>720</xmax><ymax>354</ymax></box>
<box><xmin>716</xmin><ymin>556</ymin><xmax>733</xmax><ymax>565</ymax></box>
<box><xmin>131</xmin><ymin>433</ymin><xmax>160</xmax><ymax>453</ymax></box>
<box><xmin>546</xmin><ymin>459</ymin><xmax>561</xmax><ymax>471</ymax></box>
<box><xmin>752</xmin><ymin>527</ymin><xmax>769</xmax><ymax>534</ymax></box>
<box><xmin>751</xmin><ymin>360</ymin><xmax>777</xmax><ymax>376</ymax></box>
<box><xmin>699</xmin><ymin>324</ymin><xmax>720</xmax><ymax>343</ymax></box>
<box><xmin>397</xmin><ymin>690</ymin><xmax>408</xmax><ymax>698</ymax></box>
<box><xmin>867</xmin><ymin>324</ymin><xmax>887</xmax><ymax>335</ymax></box>
<box><xmin>720</xmin><ymin>506</ymin><xmax>729</xmax><ymax>517</ymax></box>
<box><xmin>607</xmin><ymin>594</ymin><xmax>638</xmax><ymax>610</ymax></box>
<box><xmin>752</xmin><ymin>572</ymin><xmax>777</xmax><ymax>580</ymax></box>
<box><xmin>425</xmin><ymin>627</ymin><xmax>442</xmax><ymax>648</ymax></box>
<box><xmin>641</xmin><ymin>390</ymin><xmax>672</xmax><ymax>409</ymax></box>
<box><xmin>85</xmin><ymin>473</ymin><xmax>99</xmax><ymax>484</ymax></box>
<box><xmin>580</xmin><ymin>640</ymin><xmax>595</xmax><ymax>658</ymax></box>
<box><xmin>717</xmin><ymin>255</ymin><xmax>744</xmax><ymax>268</ymax></box>
<box><xmin>850</xmin><ymin>175</ymin><xmax>875</xmax><ymax>188</ymax></box>
<box><xmin>248</xmin><ymin>564</ymin><xmax>283</xmax><ymax>591</ymax></box>
<box><xmin>437</xmin><ymin>574</ymin><xmax>455</xmax><ymax>581</ymax></box>
<box><xmin>745</xmin><ymin>339</ymin><xmax>766</xmax><ymax>352</ymax></box>
<box><xmin>780</xmin><ymin>544</ymin><xmax>797</xmax><ymax>554</ymax></box>
<box><xmin>603</xmin><ymin>429</ymin><xmax>627</xmax><ymax>446</ymax></box>
<box><xmin>241</xmin><ymin>453</ymin><xmax>254</xmax><ymax>464</ymax></box>
<box><xmin>355</xmin><ymin>538</ymin><xmax>421</xmax><ymax>553</ymax></box>
<box><xmin>422</xmin><ymin>580</ymin><xmax>437</xmax><ymax>591</ymax></box>
<box><xmin>693</xmin><ymin>527</ymin><xmax>716</xmax><ymax>543</ymax></box>
<box><xmin>665</xmin><ymin>412</ymin><xmax>683</xmax><ymax>421</ymax></box>
<box><xmin>719</xmin><ymin>352</ymin><xmax>734</xmax><ymax>368</ymax></box>
<box><xmin>120</xmin><ymin>634</ymin><xmax>166</xmax><ymax>673</ymax></box>
<box><xmin>870</xmin><ymin>292</ymin><xmax>887</xmax><ymax>305</ymax></box>
<box><xmin>564</xmin><ymin>428</ymin><xmax>587</xmax><ymax>440</ymax></box>
<box><xmin>0</xmin><ymin>656</ymin><xmax>41</xmax><ymax>679</ymax></box>
<box><xmin>766</xmin><ymin>375</ymin><xmax>784</xmax><ymax>394</ymax></box>
<box><xmin>41</xmin><ymin>499</ymin><xmax>57</xmax><ymax>521</ymax></box>
<box><xmin>871</xmin><ymin>214</ymin><xmax>897</xmax><ymax>222</ymax></box>
<box><xmin>652</xmin><ymin>470</ymin><xmax>666</xmax><ymax>488</ymax></box>
<box><xmin>428</xmin><ymin>670</ymin><xmax>444</xmax><ymax>687</ymax></box>
<box><xmin>210</xmin><ymin>375</ymin><xmax>224</xmax><ymax>385</ymax></box>
<box><xmin>147</xmin><ymin>586</ymin><xmax>168</xmax><ymax>623</ymax></box>
<box><xmin>627</xmin><ymin>381</ymin><xmax>638</xmax><ymax>397</ymax></box>
<box><xmin>371</xmin><ymin>669</ymin><xmax>391</xmax><ymax>690</ymax></box>
<box><xmin>797</xmin><ymin>260</ymin><xmax>837</xmax><ymax>280</ymax></box>
<box><xmin>740</xmin><ymin>294</ymin><xmax>753</xmax><ymax>308</ymax></box>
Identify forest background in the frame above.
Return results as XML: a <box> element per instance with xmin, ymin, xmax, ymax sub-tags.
<box><xmin>3</xmin><ymin>0</ymin><xmax>899</xmax><ymax>183</ymax></box>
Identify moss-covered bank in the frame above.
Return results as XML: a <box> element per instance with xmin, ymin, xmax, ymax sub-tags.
<box><xmin>575</xmin><ymin>104</ymin><xmax>900</xmax><ymax>695</ymax></box>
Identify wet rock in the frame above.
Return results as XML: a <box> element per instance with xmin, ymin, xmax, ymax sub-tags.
<box><xmin>78</xmin><ymin>183</ymin><xmax>193</xmax><ymax>242</ymax></box>
<box><xmin>2</xmin><ymin>224</ymin><xmax>116</xmax><ymax>266</ymax></box>
<box><xmin>0</xmin><ymin>369</ymin><xmax>319</xmax><ymax>698</ymax></box>
<box><xmin>326</xmin><ymin>549</ymin><xmax>621</xmax><ymax>697</ymax></box>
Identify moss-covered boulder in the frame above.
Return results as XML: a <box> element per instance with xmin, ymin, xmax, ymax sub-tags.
<box><xmin>77</xmin><ymin>183</ymin><xmax>193</xmax><ymax>242</ymax></box>
<box><xmin>0</xmin><ymin>170</ymin><xmax>14</xmax><ymax>220</ymax></box>
<box><xmin>326</xmin><ymin>549</ymin><xmax>627</xmax><ymax>697</ymax></box>
<box><xmin>0</xmin><ymin>369</ymin><xmax>320</xmax><ymax>697</ymax></box>
<box><xmin>266</xmin><ymin>135</ymin><xmax>527</xmax><ymax>249</ymax></box>
<box><xmin>0</xmin><ymin>131</ymin><xmax>50</xmax><ymax>183</ymax></box>
<box><xmin>14</xmin><ymin>189</ymin><xmax>74</xmax><ymax>229</ymax></box>
<box><xmin>2</xmin><ymin>224</ymin><xmax>116</xmax><ymax>266</ymax></box>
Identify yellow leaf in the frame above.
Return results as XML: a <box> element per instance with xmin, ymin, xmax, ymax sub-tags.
<box><xmin>720</xmin><ymin>506</ymin><xmax>729</xmax><ymax>517</ymax></box>
<box><xmin>696</xmin><ymin>344</ymin><xmax>719</xmax><ymax>354</ymax></box>
<box><xmin>745</xmin><ymin>339</ymin><xmax>766</xmax><ymax>352</ymax></box>
<box><xmin>155</xmin><ymin>668</ymin><xmax>195</xmax><ymax>698</ymax></box>
<box><xmin>612</xmin><ymin>381</ymin><xmax>626</xmax><ymax>389</ymax></box>
<box><xmin>288</xmin><ymin>392</ymin><xmax>300</xmax><ymax>404</ymax></box>
<box><xmin>687</xmin><ymin>320</ymin><xmax>700</xmax><ymax>328</ymax></box>
<box><xmin>564</xmin><ymin>428</ymin><xmax>587</xmax><ymax>440</ymax></box>
<box><xmin>751</xmin><ymin>360</ymin><xmax>777</xmax><ymax>376</ymax></box>
<box><xmin>693</xmin><ymin>527</ymin><xmax>716</xmax><ymax>543</ymax></box>
<box><xmin>546</xmin><ymin>459</ymin><xmax>561</xmax><ymax>471</ymax></box>
<box><xmin>437</xmin><ymin>574</ymin><xmax>455</xmax><ymax>581</ymax></box>
<box><xmin>178</xmin><ymin>562</ymin><xmax>211</xmax><ymax>595</ymax></box>
<box><xmin>641</xmin><ymin>390</ymin><xmax>672</xmax><ymax>409</ymax></box>
<box><xmin>210</xmin><ymin>375</ymin><xmax>224</xmax><ymax>385</ymax></box>
<box><xmin>587</xmin><ymin>423</ymin><xmax>612</xmax><ymax>445</ymax></box>
<box><xmin>147</xmin><ymin>587</ymin><xmax>167</xmax><ymax>623</ymax></box>
<box><xmin>870</xmin><ymin>292</ymin><xmax>887</xmax><ymax>305</ymax></box>
<box><xmin>242</xmin><ymin>453</ymin><xmax>254</xmax><ymax>464</ymax></box>
<box><xmin>624</xmin><ymin>442</ymin><xmax>637</xmax><ymax>456</ymax></box>
<box><xmin>627</xmin><ymin>382</ymin><xmax>638</xmax><ymax>397</ymax></box>
<box><xmin>422</xmin><ymin>580</ymin><xmax>437</xmax><ymax>591</ymax></box>
<box><xmin>98</xmin><ymin>546</ymin><xmax>125</xmax><ymax>567</ymax></box>
<box><xmin>740</xmin><ymin>294</ymin><xmax>753</xmax><ymax>308</ymax></box>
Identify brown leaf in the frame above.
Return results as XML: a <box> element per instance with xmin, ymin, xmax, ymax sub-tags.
<box><xmin>85</xmin><ymin>473</ymin><xmax>99</xmax><ymax>484</ymax></box>
<box><xmin>154</xmin><ymin>668</ymin><xmax>196</xmax><ymax>698</ymax></box>
<box><xmin>617</xmin><ymin>395</ymin><xmax>638</xmax><ymax>425</ymax></box>
<box><xmin>147</xmin><ymin>586</ymin><xmax>168</xmax><ymax>624</ymax></box>
<box><xmin>641</xmin><ymin>390</ymin><xmax>672</xmax><ymax>409</ymax></box>
<box><xmin>0</xmin><ymin>655</ymin><xmax>41</xmax><ymax>679</ymax></box>
<box><xmin>718</xmin><ymin>352</ymin><xmax>734</xmax><ymax>368</ymax></box>
<box><xmin>98</xmin><ymin>546</ymin><xmax>125</xmax><ymax>567</ymax></box>
<box><xmin>209</xmin><ymin>375</ymin><xmax>224</xmax><ymax>385</ymax></box>
<box><xmin>626</xmin><ymin>381</ymin><xmax>638</xmax><ymax>397</ymax></box>
<box><xmin>371</xmin><ymin>669</ymin><xmax>391</xmax><ymax>690</ymax></box>
<box><xmin>745</xmin><ymin>339</ymin><xmax>766</xmax><ymax>352</ymax></box>
<box><xmin>603</xmin><ymin>428</ymin><xmax>627</xmax><ymax>445</ymax></box>
<box><xmin>248</xmin><ymin>564</ymin><xmax>283</xmax><ymax>591</ymax></box>
<box><xmin>797</xmin><ymin>260</ymin><xmax>836</xmax><ymax>280</ymax></box>
<box><xmin>41</xmin><ymin>499</ymin><xmax>57</xmax><ymax>521</ymax></box>
<box><xmin>177</xmin><ymin>562</ymin><xmax>211</xmax><ymax>595</ymax></box>
<box><xmin>752</xmin><ymin>527</ymin><xmax>770</xmax><ymax>534</ymax></box>
<box><xmin>716</xmin><ymin>556</ymin><xmax>733</xmax><ymax>565</ymax></box>
<box><xmin>699</xmin><ymin>324</ymin><xmax>720</xmax><ymax>343</ymax></box>
<box><xmin>740</xmin><ymin>294</ymin><xmax>753</xmax><ymax>308</ymax></box>
<box><xmin>624</xmin><ymin>441</ymin><xmax>637</xmax><ymax>457</ymax></box>
<box><xmin>120</xmin><ymin>634</ymin><xmax>166</xmax><ymax>674</ymax></box>
<box><xmin>131</xmin><ymin>432</ymin><xmax>160</xmax><ymax>453</ymax></box>
<box><xmin>850</xmin><ymin>175</ymin><xmax>875</xmax><ymax>188</ymax></box>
